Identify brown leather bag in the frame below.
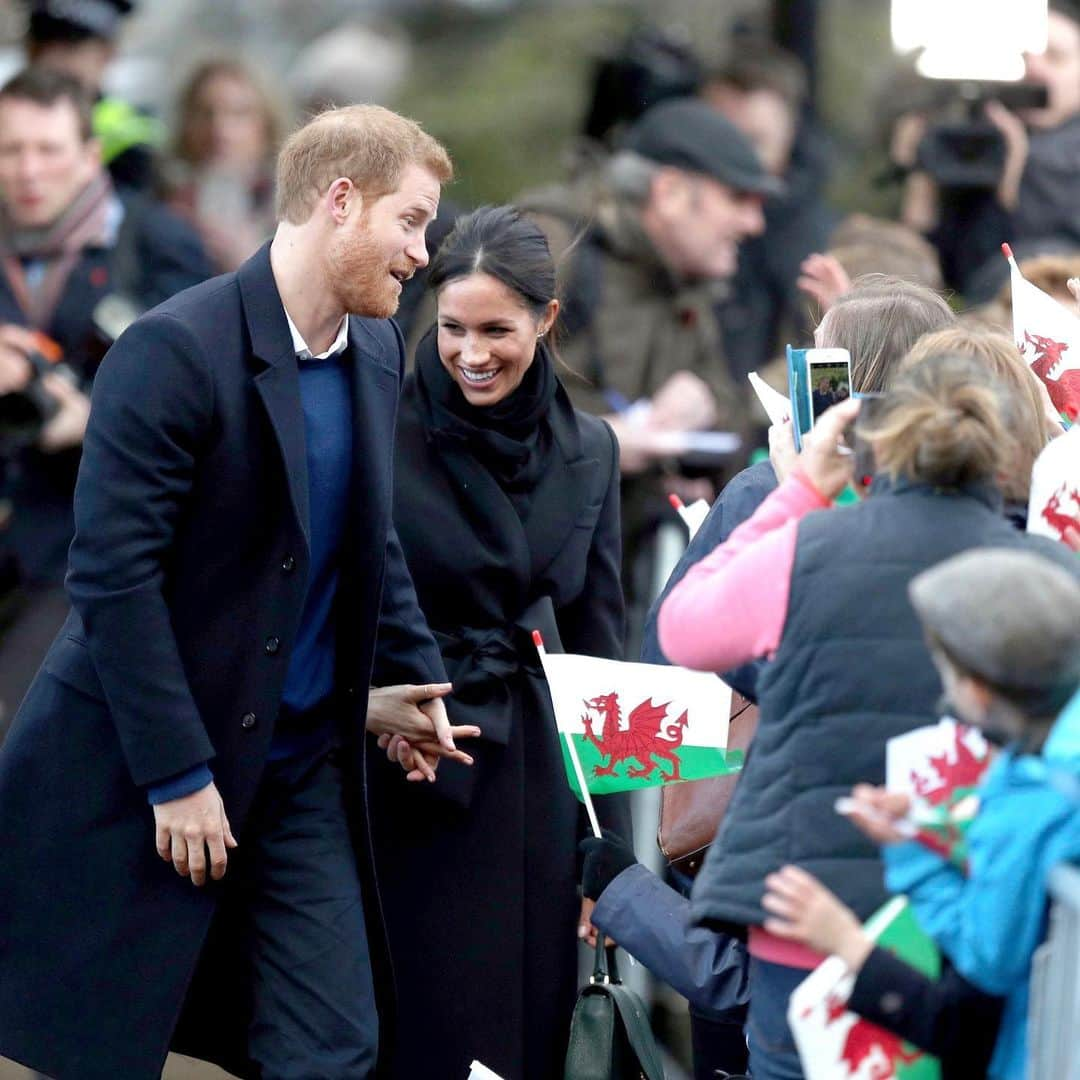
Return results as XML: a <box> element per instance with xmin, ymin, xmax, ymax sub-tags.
<box><xmin>657</xmin><ymin>691</ymin><xmax>759</xmax><ymax>876</ymax></box>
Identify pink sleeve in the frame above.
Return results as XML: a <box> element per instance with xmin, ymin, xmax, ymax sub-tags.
<box><xmin>657</xmin><ymin>473</ymin><xmax>830</xmax><ymax>672</ymax></box>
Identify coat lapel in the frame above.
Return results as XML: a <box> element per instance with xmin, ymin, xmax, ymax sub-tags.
<box><xmin>238</xmin><ymin>243</ymin><xmax>311</xmax><ymax>553</ymax></box>
<box><xmin>523</xmin><ymin>396</ymin><xmax>597</xmax><ymax>580</ymax></box>
<box><xmin>346</xmin><ymin>317</ymin><xmax>399</xmax><ymax>535</ymax></box>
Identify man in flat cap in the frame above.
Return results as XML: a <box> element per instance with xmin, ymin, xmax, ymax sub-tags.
<box><xmin>522</xmin><ymin>96</ymin><xmax>776</xmax><ymax>629</ymax></box>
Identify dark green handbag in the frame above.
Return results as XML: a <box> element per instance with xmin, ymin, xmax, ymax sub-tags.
<box><xmin>564</xmin><ymin>940</ymin><xmax>665</xmax><ymax>1080</ymax></box>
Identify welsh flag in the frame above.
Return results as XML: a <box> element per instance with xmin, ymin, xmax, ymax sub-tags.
<box><xmin>886</xmin><ymin>719</ymin><xmax>993</xmax><ymax>873</ymax></box>
<box><xmin>1006</xmin><ymin>243</ymin><xmax>1080</xmax><ymax>423</ymax></box>
<box><xmin>534</xmin><ymin>637</ymin><xmax>739</xmax><ymax>799</ymax></box>
<box><xmin>789</xmin><ymin>897</ymin><xmax>942</xmax><ymax>1080</ymax></box>
<box><xmin>1027</xmin><ymin>423</ymin><xmax>1080</xmax><ymax>545</ymax></box>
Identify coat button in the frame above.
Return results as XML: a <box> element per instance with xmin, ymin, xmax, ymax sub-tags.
<box><xmin>265</xmin><ymin>636</ymin><xmax>280</xmax><ymax>655</ymax></box>
<box><xmin>281</xmin><ymin>554</ymin><xmax>295</xmax><ymax>572</ymax></box>
<box><xmin>240</xmin><ymin>712</ymin><xmax>257</xmax><ymax>730</ymax></box>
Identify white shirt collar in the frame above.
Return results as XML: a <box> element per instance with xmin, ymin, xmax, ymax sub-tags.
<box><xmin>283</xmin><ymin>307</ymin><xmax>350</xmax><ymax>361</ymax></box>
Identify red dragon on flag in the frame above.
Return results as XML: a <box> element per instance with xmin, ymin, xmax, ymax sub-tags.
<box><xmin>580</xmin><ymin>693</ymin><xmax>688</xmax><ymax>781</ymax></box>
<box><xmin>1023</xmin><ymin>332</ymin><xmax>1080</xmax><ymax>421</ymax></box>
<box><xmin>1040</xmin><ymin>483</ymin><xmax>1080</xmax><ymax>542</ymax></box>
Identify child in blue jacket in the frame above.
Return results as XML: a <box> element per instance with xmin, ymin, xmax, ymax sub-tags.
<box><xmin>827</xmin><ymin>548</ymin><xmax>1080</xmax><ymax>1079</ymax></box>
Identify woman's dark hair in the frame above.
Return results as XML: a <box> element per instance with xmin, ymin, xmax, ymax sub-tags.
<box><xmin>428</xmin><ymin>205</ymin><xmax>557</xmax><ymax>319</ymax></box>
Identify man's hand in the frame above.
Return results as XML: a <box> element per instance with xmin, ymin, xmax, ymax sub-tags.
<box><xmin>37</xmin><ymin>373</ymin><xmax>91</xmax><ymax>452</ymax></box>
<box><xmin>367</xmin><ymin>683</ymin><xmax>469</xmax><ymax>748</ymax></box>
<box><xmin>153</xmin><ymin>782</ymin><xmax>238</xmax><ymax>886</ymax></box>
<box><xmin>0</xmin><ymin>324</ymin><xmax>36</xmax><ymax>395</ymax></box>
<box><xmin>985</xmin><ymin>100</ymin><xmax>1029</xmax><ymax>211</ymax></box>
<box><xmin>369</xmin><ymin>684</ymin><xmax>479</xmax><ymax>782</ymax></box>
<box><xmin>648</xmin><ymin>370</ymin><xmax>717</xmax><ymax>433</ymax></box>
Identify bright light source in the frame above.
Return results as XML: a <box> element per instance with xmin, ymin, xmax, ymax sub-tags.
<box><xmin>891</xmin><ymin>0</ymin><xmax>1048</xmax><ymax>80</ymax></box>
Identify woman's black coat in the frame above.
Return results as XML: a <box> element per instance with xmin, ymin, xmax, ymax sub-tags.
<box><xmin>370</xmin><ymin>371</ymin><xmax>632</xmax><ymax>1080</ymax></box>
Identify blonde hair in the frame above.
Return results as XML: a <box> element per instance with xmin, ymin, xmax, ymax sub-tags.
<box><xmin>275</xmin><ymin>104</ymin><xmax>453</xmax><ymax>224</ymax></box>
<box><xmin>902</xmin><ymin>327</ymin><xmax>1049</xmax><ymax>503</ymax></box>
<box><xmin>861</xmin><ymin>352</ymin><xmax>1011</xmax><ymax>489</ymax></box>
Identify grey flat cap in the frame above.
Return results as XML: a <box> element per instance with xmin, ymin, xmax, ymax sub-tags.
<box><xmin>909</xmin><ymin>548</ymin><xmax>1080</xmax><ymax>705</ymax></box>
<box><xmin>621</xmin><ymin>97</ymin><xmax>784</xmax><ymax>198</ymax></box>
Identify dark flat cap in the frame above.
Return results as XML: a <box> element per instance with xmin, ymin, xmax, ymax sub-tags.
<box><xmin>622</xmin><ymin>96</ymin><xmax>783</xmax><ymax>197</ymax></box>
<box><xmin>910</xmin><ymin>548</ymin><xmax>1080</xmax><ymax>706</ymax></box>
<box><xmin>28</xmin><ymin>0</ymin><xmax>134</xmax><ymax>42</ymax></box>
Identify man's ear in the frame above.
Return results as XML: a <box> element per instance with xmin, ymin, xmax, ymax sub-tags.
<box><xmin>326</xmin><ymin>177</ymin><xmax>360</xmax><ymax>225</ymax></box>
<box><xmin>648</xmin><ymin>167</ymin><xmax>687</xmax><ymax>216</ymax></box>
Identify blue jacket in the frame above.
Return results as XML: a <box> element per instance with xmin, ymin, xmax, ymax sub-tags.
<box><xmin>885</xmin><ymin>691</ymin><xmax>1080</xmax><ymax>1079</ymax></box>
<box><xmin>591</xmin><ymin>863</ymin><xmax>750</xmax><ymax>1020</ymax></box>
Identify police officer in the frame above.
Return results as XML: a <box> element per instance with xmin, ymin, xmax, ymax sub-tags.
<box><xmin>23</xmin><ymin>0</ymin><xmax>162</xmax><ymax>191</ymax></box>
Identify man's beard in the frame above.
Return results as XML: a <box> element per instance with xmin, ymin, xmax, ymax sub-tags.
<box><xmin>325</xmin><ymin>219</ymin><xmax>401</xmax><ymax>320</ymax></box>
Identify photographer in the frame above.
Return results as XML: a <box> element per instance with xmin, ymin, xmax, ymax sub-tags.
<box><xmin>0</xmin><ymin>67</ymin><xmax>209</xmax><ymax>729</ymax></box>
<box><xmin>895</xmin><ymin>1</ymin><xmax>1080</xmax><ymax>298</ymax></box>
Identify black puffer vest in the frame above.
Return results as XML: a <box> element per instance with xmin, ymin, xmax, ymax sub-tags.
<box><xmin>690</xmin><ymin>478</ymin><xmax>1077</xmax><ymax>932</ymax></box>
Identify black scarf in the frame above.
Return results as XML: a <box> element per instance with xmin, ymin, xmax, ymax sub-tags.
<box><xmin>413</xmin><ymin>327</ymin><xmax>558</xmax><ymax>518</ymax></box>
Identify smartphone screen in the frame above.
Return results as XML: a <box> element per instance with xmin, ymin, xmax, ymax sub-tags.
<box><xmin>806</xmin><ymin>349</ymin><xmax>852</xmax><ymax>427</ymax></box>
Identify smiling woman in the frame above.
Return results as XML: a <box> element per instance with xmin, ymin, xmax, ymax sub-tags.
<box><xmin>369</xmin><ymin>205</ymin><xmax>632</xmax><ymax>1080</ymax></box>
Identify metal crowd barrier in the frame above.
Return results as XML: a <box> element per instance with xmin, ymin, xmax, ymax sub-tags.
<box><xmin>1027</xmin><ymin>863</ymin><xmax>1080</xmax><ymax>1079</ymax></box>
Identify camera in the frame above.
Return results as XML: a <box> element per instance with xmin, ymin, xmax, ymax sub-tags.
<box><xmin>0</xmin><ymin>348</ymin><xmax>77</xmax><ymax>454</ymax></box>
<box><xmin>915</xmin><ymin>81</ymin><xmax>1048</xmax><ymax>189</ymax></box>
<box><xmin>582</xmin><ymin>28</ymin><xmax>702</xmax><ymax>143</ymax></box>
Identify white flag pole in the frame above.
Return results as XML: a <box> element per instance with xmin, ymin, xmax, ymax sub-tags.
<box><xmin>532</xmin><ymin>630</ymin><xmax>602</xmax><ymax>839</ymax></box>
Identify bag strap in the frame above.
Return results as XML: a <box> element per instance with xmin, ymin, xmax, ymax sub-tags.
<box><xmin>589</xmin><ymin>939</ymin><xmax>620</xmax><ymax>985</ymax></box>
<box><xmin>605</xmin><ymin>985</ymin><xmax>666</xmax><ymax>1080</ymax></box>
<box><xmin>588</xmin><ymin>941</ymin><xmax>665</xmax><ymax>1080</ymax></box>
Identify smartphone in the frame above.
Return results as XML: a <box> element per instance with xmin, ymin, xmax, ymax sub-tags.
<box><xmin>806</xmin><ymin>348</ymin><xmax>852</xmax><ymax>426</ymax></box>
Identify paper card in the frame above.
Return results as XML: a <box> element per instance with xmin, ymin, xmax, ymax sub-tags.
<box><xmin>749</xmin><ymin>370</ymin><xmax>792</xmax><ymax>427</ymax></box>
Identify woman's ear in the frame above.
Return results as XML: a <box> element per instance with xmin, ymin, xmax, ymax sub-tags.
<box><xmin>539</xmin><ymin>298</ymin><xmax>560</xmax><ymax>337</ymax></box>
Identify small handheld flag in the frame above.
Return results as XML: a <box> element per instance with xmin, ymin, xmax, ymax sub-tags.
<box><xmin>1004</xmin><ymin>243</ymin><xmax>1080</xmax><ymax>422</ymax></box>
<box><xmin>1028</xmin><ymin>423</ymin><xmax>1080</xmax><ymax>545</ymax></box>
<box><xmin>885</xmin><ymin>719</ymin><xmax>993</xmax><ymax>872</ymax></box>
<box><xmin>534</xmin><ymin>634</ymin><xmax>740</xmax><ymax>806</ymax></box>
<box><xmin>789</xmin><ymin>897</ymin><xmax>942</xmax><ymax>1079</ymax></box>
<box><xmin>668</xmin><ymin>493</ymin><xmax>710</xmax><ymax>539</ymax></box>
<box><xmin>534</xmin><ymin>631</ymin><xmax>601</xmax><ymax>838</ymax></box>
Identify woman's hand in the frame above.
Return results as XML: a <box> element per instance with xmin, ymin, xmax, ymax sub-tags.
<box><xmin>844</xmin><ymin>784</ymin><xmax>913</xmax><ymax>845</ymax></box>
<box><xmin>762</xmin><ymin>865</ymin><xmax>873</xmax><ymax>973</ymax></box>
<box><xmin>768</xmin><ymin>418</ymin><xmax>799</xmax><ymax>483</ymax></box>
<box><xmin>367</xmin><ymin>684</ymin><xmax>480</xmax><ymax>782</ymax></box>
<box><xmin>796</xmin><ymin>397</ymin><xmax>860</xmax><ymax>501</ymax></box>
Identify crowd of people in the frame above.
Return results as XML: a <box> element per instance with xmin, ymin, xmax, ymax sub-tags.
<box><xmin>0</xmin><ymin>1</ymin><xmax>1077</xmax><ymax>1079</ymax></box>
